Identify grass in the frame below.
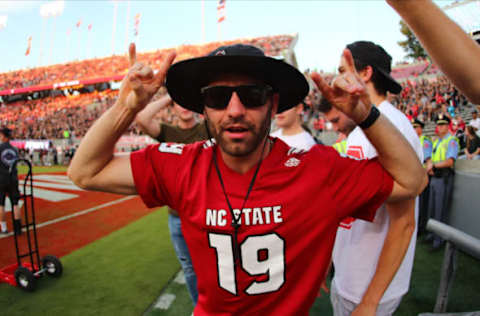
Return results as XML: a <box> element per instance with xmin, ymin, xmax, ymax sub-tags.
<box><xmin>150</xmin><ymin>239</ymin><xmax>480</xmax><ymax>316</ymax></box>
<box><xmin>0</xmin><ymin>207</ymin><xmax>179</xmax><ymax>316</ymax></box>
<box><xmin>309</xmin><ymin>241</ymin><xmax>480</xmax><ymax>315</ymax></box>
<box><xmin>396</xmin><ymin>241</ymin><xmax>480</xmax><ymax>315</ymax></box>
<box><xmin>17</xmin><ymin>165</ymin><xmax>68</xmax><ymax>175</ymax></box>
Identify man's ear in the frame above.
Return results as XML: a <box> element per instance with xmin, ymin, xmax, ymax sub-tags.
<box><xmin>359</xmin><ymin>65</ymin><xmax>373</xmax><ymax>83</ymax></box>
<box><xmin>271</xmin><ymin>94</ymin><xmax>279</xmax><ymax>118</ymax></box>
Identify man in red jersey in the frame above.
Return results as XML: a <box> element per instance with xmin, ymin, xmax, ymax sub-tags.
<box><xmin>68</xmin><ymin>43</ymin><xmax>427</xmax><ymax>315</ymax></box>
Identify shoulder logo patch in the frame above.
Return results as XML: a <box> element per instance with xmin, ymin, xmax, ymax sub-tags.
<box><xmin>158</xmin><ymin>143</ymin><xmax>185</xmax><ymax>155</ymax></box>
<box><xmin>285</xmin><ymin>157</ymin><xmax>300</xmax><ymax>167</ymax></box>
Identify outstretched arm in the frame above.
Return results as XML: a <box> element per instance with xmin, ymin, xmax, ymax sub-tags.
<box><xmin>311</xmin><ymin>49</ymin><xmax>428</xmax><ymax>202</ymax></box>
<box><xmin>67</xmin><ymin>43</ymin><xmax>176</xmax><ymax>194</ymax></box>
<box><xmin>135</xmin><ymin>94</ymin><xmax>172</xmax><ymax>138</ymax></box>
<box><xmin>387</xmin><ymin>0</ymin><xmax>480</xmax><ymax>104</ymax></box>
<box><xmin>351</xmin><ymin>199</ymin><xmax>415</xmax><ymax>315</ymax></box>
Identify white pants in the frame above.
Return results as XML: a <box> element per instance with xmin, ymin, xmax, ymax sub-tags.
<box><xmin>330</xmin><ymin>281</ymin><xmax>403</xmax><ymax>316</ymax></box>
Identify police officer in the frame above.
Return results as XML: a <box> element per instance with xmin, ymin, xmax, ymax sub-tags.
<box><xmin>0</xmin><ymin>128</ymin><xmax>22</xmax><ymax>235</ymax></box>
<box><xmin>412</xmin><ymin>118</ymin><xmax>432</xmax><ymax>235</ymax></box>
<box><xmin>425</xmin><ymin>114</ymin><xmax>459</xmax><ymax>250</ymax></box>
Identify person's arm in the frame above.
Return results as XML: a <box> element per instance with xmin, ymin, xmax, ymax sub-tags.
<box><xmin>387</xmin><ymin>0</ymin><xmax>480</xmax><ymax>104</ymax></box>
<box><xmin>67</xmin><ymin>43</ymin><xmax>176</xmax><ymax>194</ymax></box>
<box><xmin>352</xmin><ymin>199</ymin><xmax>415</xmax><ymax>315</ymax></box>
<box><xmin>433</xmin><ymin>158</ymin><xmax>455</xmax><ymax>169</ymax></box>
<box><xmin>135</xmin><ymin>94</ymin><xmax>172</xmax><ymax>138</ymax></box>
<box><xmin>311</xmin><ymin>49</ymin><xmax>428</xmax><ymax>202</ymax></box>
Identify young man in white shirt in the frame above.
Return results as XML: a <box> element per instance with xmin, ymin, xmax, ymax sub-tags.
<box><xmin>271</xmin><ymin>102</ymin><xmax>317</xmax><ymax>150</ymax></box>
<box><xmin>470</xmin><ymin>110</ymin><xmax>480</xmax><ymax>136</ymax></box>
<box><xmin>329</xmin><ymin>41</ymin><xmax>423</xmax><ymax>316</ymax></box>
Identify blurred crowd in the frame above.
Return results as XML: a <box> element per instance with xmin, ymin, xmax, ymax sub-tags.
<box><xmin>1</xmin><ymin>34</ymin><xmax>479</xmax><ymax>165</ymax></box>
<box><xmin>0</xmin><ymin>35</ymin><xmax>293</xmax><ymax>91</ymax></box>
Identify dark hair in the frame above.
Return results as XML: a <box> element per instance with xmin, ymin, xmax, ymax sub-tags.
<box><xmin>317</xmin><ymin>96</ymin><xmax>333</xmax><ymax>113</ymax></box>
<box><xmin>352</xmin><ymin>59</ymin><xmax>389</xmax><ymax>96</ymax></box>
<box><xmin>466</xmin><ymin>125</ymin><xmax>480</xmax><ymax>149</ymax></box>
<box><xmin>0</xmin><ymin>127</ymin><xmax>12</xmax><ymax>139</ymax></box>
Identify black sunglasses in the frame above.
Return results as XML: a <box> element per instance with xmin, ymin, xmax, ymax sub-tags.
<box><xmin>200</xmin><ymin>84</ymin><xmax>274</xmax><ymax>110</ymax></box>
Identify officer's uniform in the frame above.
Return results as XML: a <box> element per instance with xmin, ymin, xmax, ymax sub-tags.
<box><xmin>412</xmin><ymin>119</ymin><xmax>432</xmax><ymax>235</ymax></box>
<box><xmin>427</xmin><ymin>115</ymin><xmax>459</xmax><ymax>248</ymax></box>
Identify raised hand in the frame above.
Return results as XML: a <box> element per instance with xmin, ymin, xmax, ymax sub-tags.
<box><xmin>119</xmin><ymin>43</ymin><xmax>176</xmax><ymax>112</ymax></box>
<box><xmin>311</xmin><ymin>49</ymin><xmax>372</xmax><ymax>124</ymax></box>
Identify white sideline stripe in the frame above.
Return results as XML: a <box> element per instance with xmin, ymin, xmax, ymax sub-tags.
<box><xmin>174</xmin><ymin>270</ymin><xmax>186</xmax><ymax>284</ymax></box>
<box><xmin>19</xmin><ymin>180</ymin><xmax>84</xmax><ymax>191</ymax></box>
<box><xmin>34</xmin><ymin>175</ymin><xmax>73</xmax><ymax>184</ymax></box>
<box><xmin>19</xmin><ymin>186</ymin><xmax>78</xmax><ymax>202</ymax></box>
<box><xmin>153</xmin><ymin>293</ymin><xmax>176</xmax><ymax>310</ymax></box>
<box><xmin>0</xmin><ymin>196</ymin><xmax>136</xmax><ymax>239</ymax></box>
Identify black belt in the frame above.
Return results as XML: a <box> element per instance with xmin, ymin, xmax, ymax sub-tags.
<box><xmin>433</xmin><ymin>167</ymin><xmax>454</xmax><ymax>178</ymax></box>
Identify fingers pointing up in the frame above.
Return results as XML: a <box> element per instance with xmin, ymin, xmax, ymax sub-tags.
<box><xmin>129</xmin><ymin>43</ymin><xmax>137</xmax><ymax>67</ymax></box>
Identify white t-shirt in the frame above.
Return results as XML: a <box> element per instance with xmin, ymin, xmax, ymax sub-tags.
<box><xmin>332</xmin><ymin>100</ymin><xmax>423</xmax><ymax>304</ymax></box>
<box><xmin>470</xmin><ymin>117</ymin><xmax>480</xmax><ymax>137</ymax></box>
<box><xmin>271</xmin><ymin>129</ymin><xmax>316</xmax><ymax>151</ymax></box>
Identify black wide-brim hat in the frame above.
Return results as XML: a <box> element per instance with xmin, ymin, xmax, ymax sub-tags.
<box><xmin>165</xmin><ymin>44</ymin><xmax>309</xmax><ymax>114</ymax></box>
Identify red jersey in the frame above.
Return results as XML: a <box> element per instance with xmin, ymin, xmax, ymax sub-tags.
<box><xmin>130</xmin><ymin>139</ymin><xmax>393</xmax><ymax>315</ymax></box>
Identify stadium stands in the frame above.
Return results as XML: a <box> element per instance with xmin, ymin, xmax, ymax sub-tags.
<box><xmin>0</xmin><ymin>33</ymin><xmax>477</xmax><ymax>165</ymax></box>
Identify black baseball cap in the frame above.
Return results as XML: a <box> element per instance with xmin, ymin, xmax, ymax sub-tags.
<box><xmin>0</xmin><ymin>127</ymin><xmax>12</xmax><ymax>138</ymax></box>
<box><xmin>166</xmin><ymin>44</ymin><xmax>309</xmax><ymax>114</ymax></box>
<box><xmin>411</xmin><ymin>118</ymin><xmax>425</xmax><ymax>128</ymax></box>
<box><xmin>347</xmin><ymin>41</ymin><xmax>402</xmax><ymax>94</ymax></box>
<box><xmin>435</xmin><ymin>114</ymin><xmax>451</xmax><ymax>125</ymax></box>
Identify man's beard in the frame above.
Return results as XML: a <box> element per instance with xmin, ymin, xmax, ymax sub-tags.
<box><xmin>206</xmin><ymin>107</ymin><xmax>272</xmax><ymax>157</ymax></box>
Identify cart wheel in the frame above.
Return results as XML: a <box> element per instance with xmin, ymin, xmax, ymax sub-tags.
<box><xmin>15</xmin><ymin>267</ymin><xmax>36</xmax><ymax>292</ymax></box>
<box><xmin>42</xmin><ymin>255</ymin><xmax>63</xmax><ymax>277</ymax></box>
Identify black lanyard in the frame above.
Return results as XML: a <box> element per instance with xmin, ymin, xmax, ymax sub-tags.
<box><xmin>211</xmin><ymin>138</ymin><xmax>269</xmax><ymax>265</ymax></box>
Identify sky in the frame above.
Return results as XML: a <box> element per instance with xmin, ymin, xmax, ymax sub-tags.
<box><xmin>0</xmin><ymin>0</ymin><xmax>478</xmax><ymax>75</ymax></box>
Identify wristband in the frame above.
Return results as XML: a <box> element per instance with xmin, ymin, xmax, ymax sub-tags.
<box><xmin>358</xmin><ymin>106</ymin><xmax>380</xmax><ymax>129</ymax></box>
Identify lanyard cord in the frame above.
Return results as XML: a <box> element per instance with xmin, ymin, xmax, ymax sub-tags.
<box><xmin>203</xmin><ymin>106</ymin><xmax>274</xmax><ymax>264</ymax></box>
<box><xmin>211</xmin><ymin>137</ymin><xmax>268</xmax><ymax>264</ymax></box>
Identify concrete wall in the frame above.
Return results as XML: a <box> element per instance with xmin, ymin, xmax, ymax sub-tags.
<box><xmin>448</xmin><ymin>160</ymin><xmax>480</xmax><ymax>240</ymax></box>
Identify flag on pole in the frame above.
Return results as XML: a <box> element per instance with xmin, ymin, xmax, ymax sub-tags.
<box><xmin>76</xmin><ymin>19</ymin><xmax>82</xmax><ymax>28</ymax></box>
<box><xmin>88</xmin><ymin>24</ymin><xmax>92</xmax><ymax>31</ymax></box>
<box><xmin>25</xmin><ymin>36</ymin><xmax>32</xmax><ymax>56</ymax></box>
<box><xmin>217</xmin><ymin>0</ymin><xmax>226</xmax><ymax>23</ymax></box>
<box><xmin>134</xmin><ymin>13</ymin><xmax>141</xmax><ymax>36</ymax></box>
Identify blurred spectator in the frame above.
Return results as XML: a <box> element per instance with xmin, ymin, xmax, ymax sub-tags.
<box><xmin>459</xmin><ymin>125</ymin><xmax>480</xmax><ymax>160</ymax></box>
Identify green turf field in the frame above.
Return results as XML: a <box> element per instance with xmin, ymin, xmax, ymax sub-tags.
<box><xmin>147</xmin><ymin>240</ymin><xmax>480</xmax><ymax>316</ymax></box>
<box><xmin>2</xmin><ymin>163</ymin><xmax>479</xmax><ymax>315</ymax></box>
<box><xmin>0</xmin><ymin>207</ymin><xmax>179</xmax><ymax>316</ymax></box>
<box><xmin>17</xmin><ymin>165</ymin><xmax>68</xmax><ymax>175</ymax></box>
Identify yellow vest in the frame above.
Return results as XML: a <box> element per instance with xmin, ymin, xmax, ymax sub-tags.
<box><xmin>432</xmin><ymin>135</ymin><xmax>458</xmax><ymax>163</ymax></box>
<box><xmin>332</xmin><ymin>140</ymin><xmax>347</xmax><ymax>155</ymax></box>
<box><xmin>419</xmin><ymin>135</ymin><xmax>430</xmax><ymax>148</ymax></box>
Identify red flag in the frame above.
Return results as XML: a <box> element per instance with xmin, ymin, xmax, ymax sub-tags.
<box><xmin>88</xmin><ymin>24</ymin><xmax>92</xmax><ymax>31</ymax></box>
<box><xmin>25</xmin><ymin>36</ymin><xmax>32</xmax><ymax>56</ymax></box>
<box><xmin>217</xmin><ymin>0</ymin><xmax>226</xmax><ymax>23</ymax></box>
<box><xmin>76</xmin><ymin>19</ymin><xmax>82</xmax><ymax>28</ymax></box>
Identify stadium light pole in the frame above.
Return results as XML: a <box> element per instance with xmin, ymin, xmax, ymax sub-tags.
<box><xmin>112</xmin><ymin>0</ymin><xmax>118</xmax><ymax>56</ymax></box>
<box><xmin>39</xmin><ymin>17</ymin><xmax>46</xmax><ymax>67</ymax></box>
<box><xmin>201</xmin><ymin>0</ymin><xmax>205</xmax><ymax>43</ymax></box>
<box><xmin>49</xmin><ymin>15</ymin><xmax>57</xmax><ymax>66</ymax></box>
<box><xmin>124</xmin><ymin>0</ymin><xmax>130</xmax><ymax>55</ymax></box>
